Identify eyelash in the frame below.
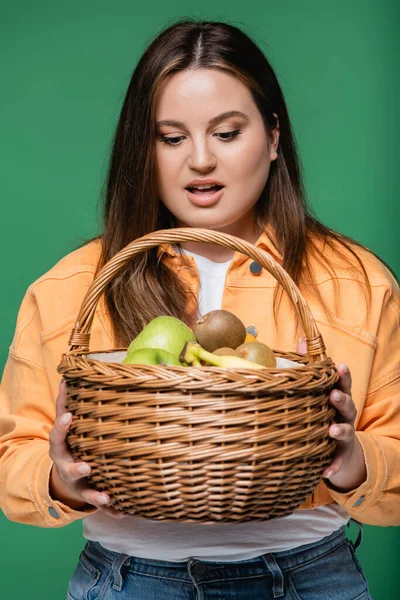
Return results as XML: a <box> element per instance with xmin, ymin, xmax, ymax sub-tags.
<box><xmin>159</xmin><ymin>130</ymin><xmax>242</xmax><ymax>146</ymax></box>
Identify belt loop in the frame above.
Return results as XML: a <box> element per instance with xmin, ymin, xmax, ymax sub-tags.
<box><xmin>111</xmin><ymin>553</ymin><xmax>130</xmax><ymax>591</ymax></box>
<box><xmin>262</xmin><ymin>554</ymin><xmax>285</xmax><ymax>598</ymax></box>
<box><xmin>348</xmin><ymin>518</ymin><xmax>364</xmax><ymax>551</ymax></box>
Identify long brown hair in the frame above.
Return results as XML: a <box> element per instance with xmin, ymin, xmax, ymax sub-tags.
<box><xmin>97</xmin><ymin>19</ymin><xmax>376</xmax><ymax>346</ymax></box>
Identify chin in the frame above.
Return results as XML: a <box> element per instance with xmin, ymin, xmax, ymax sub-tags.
<box><xmin>177</xmin><ymin>210</ymin><xmax>242</xmax><ymax>231</ymax></box>
<box><xmin>179</xmin><ymin>219</ymin><xmax>237</xmax><ymax>232</ymax></box>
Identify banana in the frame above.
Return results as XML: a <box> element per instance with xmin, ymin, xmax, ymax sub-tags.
<box><xmin>180</xmin><ymin>342</ymin><xmax>266</xmax><ymax>370</ymax></box>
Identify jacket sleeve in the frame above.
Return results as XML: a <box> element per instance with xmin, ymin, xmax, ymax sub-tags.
<box><xmin>327</xmin><ymin>276</ymin><xmax>400</xmax><ymax>525</ymax></box>
<box><xmin>0</xmin><ymin>288</ymin><xmax>96</xmax><ymax>527</ymax></box>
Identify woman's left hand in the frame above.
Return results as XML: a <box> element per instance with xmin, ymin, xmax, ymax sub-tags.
<box><xmin>297</xmin><ymin>339</ymin><xmax>367</xmax><ymax>493</ymax></box>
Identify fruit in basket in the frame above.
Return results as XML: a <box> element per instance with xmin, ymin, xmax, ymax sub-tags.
<box><xmin>126</xmin><ymin>316</ymin><xmax>196</xmax><ymax>359</ymax></box>
<box><xmin>213</xmin><ymin>347</ymin><xmax>240</xmax><ymax>356</ymax></box>
<box><xmin>181</xmin><ymin>342</ymin><xmax>266</xmax><ymax>370</ymax></box>
<box><xmin>244</xmin><ymin>332</ymin><xmax>257</xmax><ymax>343</ymax></box>
<box><xmin>236</xmin><ymin>341</ymin><xmax>276</xmax><ymax>368</ymax></box>
<box><xmin>194</xmin><ymin>310</ymin><xmax>246</xmax><ymax>352</ymax></box>
<box><xmin>122</xmin><ymin>348</ymin><xmax>183</xmax><ymax>366</ymax></box>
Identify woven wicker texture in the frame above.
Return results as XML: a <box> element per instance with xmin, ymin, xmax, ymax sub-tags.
<box><xmin>58</xmin><ymin>228</ymin><xmax>338</xmax><ymax>522</ymax></box>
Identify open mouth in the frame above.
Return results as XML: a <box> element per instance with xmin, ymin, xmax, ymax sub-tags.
<box><xmin>185</xmin><ymin>184</ymin><xmax>225</xmax><ymax>207</ymax></box>
<box><xmin>186</xmin><ymin>185</ymin><xmax>224</xmax><ymax>195</ymax></box>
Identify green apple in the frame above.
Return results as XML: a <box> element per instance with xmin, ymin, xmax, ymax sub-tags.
<box><xmin>126</xmin><ymin>316</ymin><xmax>196</xmax><ymax>358</ymax></box>
<box><xmin>122</xmin><ymin>347</ymin><xmax>182</xmax><ymax>366</ymax></box>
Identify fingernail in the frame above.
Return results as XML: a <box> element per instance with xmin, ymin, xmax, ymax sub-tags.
<box><xmin>331</xmin><ymin>425</ymin><xmax>341</xmax><ymax>435</ymax></box>
<box><xmin>325</xmin><ymin>469</ymin><xmax>334</xmax><ymax>478</ymax></box>
<box><xmin>60</xmin><ymin>413</ymin><xmax>72</xmax><ymax>426</ymax></box>
<box><xmin>77</xmin><ymin>463</ymin><xmax>90</xmax><ymax>475</ymax></box>
<box><xmin>340</xmin><ymin>364</ymin><xmax>349</xmax><ymax>374</ymax></box>
<box><xmin>331</xmin><ymin>390</ymin><xmax>341</xmax><ymax>402</ymax></box>
<box><xmin>97</xmin><ymin>494</ymin><xmax>109</xmax><ymax>505</ymax></box>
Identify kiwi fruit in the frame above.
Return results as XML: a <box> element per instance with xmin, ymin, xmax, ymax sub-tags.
<box><xmin>194</xmin><ymin>310</ymin><xmax>246</xmax><ymax>353</ymax></box>
<box><xmin>236</xmin><ymin>341</ymin><xmax>276</xmax><ymax>367</ymax></box>
<box><xmin>213</xmin><ymin>347</ymin><xmax>240</xmax><ymax>356</ymax></box>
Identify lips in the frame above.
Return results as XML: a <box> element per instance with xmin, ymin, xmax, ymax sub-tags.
<box><xmin>185</xmin><ymin>178</ymin><xmax>224</xmax><ymax>189</ymax></box>
<box><xmin>185</xmin><ymin>186</ymin><xmax>224</xmax><ymax>207</ymax></box>
<box><xmin>186</xmin><ymin>184</ymin><xmax>223</xmax><ymax>194</ymax></box>
<box><xmin>184</xmin><ymin>179</ymin><xmax>225</xmax><ymax>207</ymax></box>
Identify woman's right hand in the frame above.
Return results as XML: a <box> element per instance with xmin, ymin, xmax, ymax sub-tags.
<box><xmin>49</xmin><ymin>379</ymin><xmax>126</xmax><ymax>519</ymax></box>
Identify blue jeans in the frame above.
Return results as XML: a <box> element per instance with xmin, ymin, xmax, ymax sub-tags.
<box><xmin>66</xmin><ymin>525</ymin><xmax>371</xmax><ymax>599</ymax></box>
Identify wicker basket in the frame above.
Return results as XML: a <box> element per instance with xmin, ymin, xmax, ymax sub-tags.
<box><xmin>58</xmin><ymin>228</ymin><xmax>338</xmax><ymax>523</ymax></box>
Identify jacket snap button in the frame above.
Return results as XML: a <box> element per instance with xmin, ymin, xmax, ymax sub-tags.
<box><xmin>246</xmin><ymin>326</ymin><xmax>258</xmax><ymax>337</ymax></box>
<box><xmin>48</xmin><ymin>506</ymin><xmax>60</xmax><ymax>519</ymax></box>
<box><xmin>249</xmin><ymin>261</ymin><xmax>262</xmax><ymax>275</ymax></box>
<box><xmin>192</xmin><ymin>561</ymin><xmax>207</xmax><ymax>575</ymax></box>
<box><xmin>353</xmin><ymin>495</ymin><xmax>365</xmax><ymax>507</ymax></box>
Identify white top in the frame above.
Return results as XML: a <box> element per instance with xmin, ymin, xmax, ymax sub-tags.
<box><xmin>83</xmin><ymin>250</ymin><xmax>349</xmax><ymax>561</ymax></box>
<box><xmin>186</xmin><ymin>250</ymin><xmax>232</xmax><ymax>317</ymax></box>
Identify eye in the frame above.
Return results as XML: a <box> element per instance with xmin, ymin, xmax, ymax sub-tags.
<box><xmin>159</xmin><ymin>135</ymin><xmax>185</xmax><ymax>146</ymax></box>
<box><xmin>215</xmin><ymin>130</ymin><xmax>241</xmax><ymax>141</ymax></box>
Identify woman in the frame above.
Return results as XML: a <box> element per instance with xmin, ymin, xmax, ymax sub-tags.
<box><xmin>1</xmin><ymin>20</ymin><xmax>399</xmax><ymax>599</ymax></box>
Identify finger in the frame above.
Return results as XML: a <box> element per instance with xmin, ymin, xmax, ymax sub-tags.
<box><xmin>80</xmin><ymin>487</ymin><xmax>127</xmax><ymax>519</ymax></box>
<box><xmin>81</xmin><ymin>489</ymin><xmax>110</xmax><ymax>506</ymax></box>
<box><xmin>49</xmin><ymin>412</ymin><xmax>74</xmax><ymax>462</ymax></box>
<box><xmin>330</xmin><ymin>390</ymin><xmax>357</xmax><ymax>423</ymax></box>
<box><xmin>55</xmin><ymin>379</ymin><xmax>68</xmax><ymax>420</ymax></box>
<box><xmin>79</xmin><ymin>489</ymin><xmax>125</xmax><ymax>519</ymax></box>
<box><xmin>329</xmin><ymin>422</ymin><xmax>354</xmax><ymax>442</ymax></box>
<box><xmin>335</xmin><ymin>363</ymin><xmax>352</xmax><ymax>396</ymax></box>
<box><xmin>65</xmin><ymin>461</ymin><xmax>92</xmax><ymax>481</ymax></box>
<box><xmin>323</xmin><ymin>453</ymin><xmax>345</xmax><ymax>479</ymax></box>
<box><xmin>296</xmin><ymin>337</ymin><xmax>307</xmax><ymax>355</ymax></box>
<box><xmin>50</xmin><ymin>465</ymin><xmax>126</xmax><ymax>520</ymax></box>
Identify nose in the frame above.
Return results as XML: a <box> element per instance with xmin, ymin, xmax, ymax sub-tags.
<box><xmin>187</xmin><ymin>137</ymin><xmax>217</xmax><ymax>172</ymax></box>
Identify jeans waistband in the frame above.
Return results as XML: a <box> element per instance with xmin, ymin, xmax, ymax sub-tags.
<box><xmin>85</xmin><ymin>524</ymin><xmax>353</xmax><ymax>584</ymax></box>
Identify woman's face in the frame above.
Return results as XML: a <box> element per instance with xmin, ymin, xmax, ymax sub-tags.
<box><xmin>155</xmin><ymin>68</ymin><xmax>279</xmax><ymax>235</ymax></box>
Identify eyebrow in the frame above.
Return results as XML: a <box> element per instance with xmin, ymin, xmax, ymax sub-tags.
<box><xmin>156</xmin><ymin>110</ymin><xmax>250</xmax><ymax>129</ymax></box>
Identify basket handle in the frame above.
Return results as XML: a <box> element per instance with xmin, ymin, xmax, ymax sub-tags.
<box><xmin>67</xmin><ymin>228</ymin><xmax>327</xmax><ymax>362</ymax></box>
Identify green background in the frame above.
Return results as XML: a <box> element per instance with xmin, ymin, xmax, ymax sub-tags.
<box><xmin>1</xmin><ymin>0</ymin><xmax>399</xmax><ymax>598</ymax></box>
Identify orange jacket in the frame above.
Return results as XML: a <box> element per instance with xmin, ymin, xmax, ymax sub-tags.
<box><xmin>1</xmin><ymin>230</ymin><xmax>399</xmax><ymax>527</ymax></box>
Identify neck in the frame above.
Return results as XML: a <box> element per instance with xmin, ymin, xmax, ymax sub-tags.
<box><xmin>177</xmin><ymin>215</ymin><xmax>263</xmax><ymax>263</ymax></box>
